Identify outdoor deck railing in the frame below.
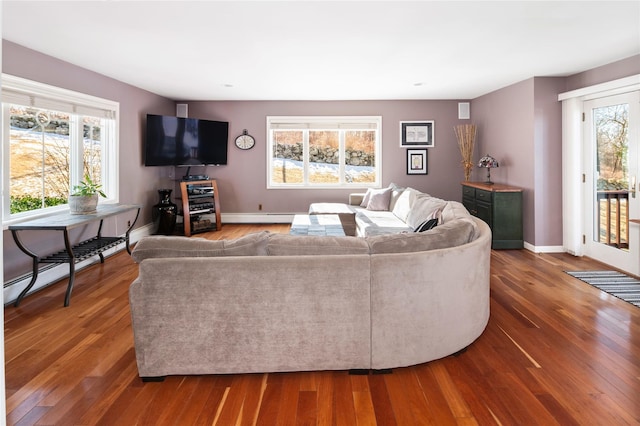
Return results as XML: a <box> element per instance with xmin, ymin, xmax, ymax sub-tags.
<box><xmin>597</xmin><ymin>190</ymin><xmax>629</xmax><ymax>249</ymax></box>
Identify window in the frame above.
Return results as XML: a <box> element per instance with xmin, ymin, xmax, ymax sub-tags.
<box><xmin>2</xmin><ymin>75</ymin><xmax>119</xmax><ymax>223</ymax></box>
<box><xmin>267</xmin><ymin>116</ymin><xmax>382</xmax><ymax>188</ymax></box>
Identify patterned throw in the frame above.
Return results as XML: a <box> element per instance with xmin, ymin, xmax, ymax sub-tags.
<box><xmin>566</xmin><ymin>270</ymin><xmax>640</xmax><ymax>308</ymax></box>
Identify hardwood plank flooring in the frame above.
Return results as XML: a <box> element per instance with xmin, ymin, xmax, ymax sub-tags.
<box><xmin>4</xmin><ymin>224</ymin><xmax>640</xmax><ymax>425</ymax></box>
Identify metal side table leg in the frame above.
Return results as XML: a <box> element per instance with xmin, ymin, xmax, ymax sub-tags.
<box><xmin>11</xmin><ymin>230</ymin><xmax>40</xmax><ymax>307</ymax></box>
<box><xmin>62</xmin><ymin>229</ymin><xmax>76</xmax><ymax>307</ymax></box>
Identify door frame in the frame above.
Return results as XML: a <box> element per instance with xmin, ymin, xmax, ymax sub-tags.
<box><xmin>559</xmin><ymin>74</ymin><xmax>640</xmax><ymax>259</ymax></box>
<box><xmin>582</xmin><ymin>92</ymin><xmax>640</xmax><ymax>274</ymax></box>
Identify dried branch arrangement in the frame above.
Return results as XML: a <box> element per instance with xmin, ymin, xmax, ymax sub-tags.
<box><xmin>454</xmin><ymin>124</ymin><xmax>477</xmax><ymax>181</ymax></box>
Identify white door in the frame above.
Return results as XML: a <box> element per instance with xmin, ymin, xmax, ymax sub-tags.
<box><xmin>583</xmin><ymin>91</ymin><xmax>640</xmax><ymax>275</ymax></box>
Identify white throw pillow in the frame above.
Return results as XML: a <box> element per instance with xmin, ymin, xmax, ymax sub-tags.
<box><xmin>366</xmin><ymin>187</ymin><xmax>393</xmax><ymax>211</ymax></box>
<box><xmin>360</xmin><ymin>188</ymin><xmax>373</xmax><ymax>207</ymax></box>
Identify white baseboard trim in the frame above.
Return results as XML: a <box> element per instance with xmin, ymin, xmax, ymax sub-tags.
<box><xmin>524</xmin><ymin>242</ymin><xmax>566</xmax><ymax>253</ymax></box>
<box><xmin>3</xmin><ymin>223</ymin><xmax>154</xmax><ymax>306</ymax></box>
<box><xmin>221</xmin><ymin>213</ymin><xmax>297</xmax><ymax>224</ymax></box>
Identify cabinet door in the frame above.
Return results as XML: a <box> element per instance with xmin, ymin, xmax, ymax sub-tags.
<box><xmin>462</xmin><ymin>186</ymin><xmax>476</xmax><ymax>214</ymax></box>
<box><xmin>462</xmin><ymin>197</ymin><xmax>476</xmax><ymax>214</ymax></box>
<box><xmin>493</xmin><ymin>192</ymin><xmax>523</xmax><ymax>242</ymax></box>
<box><xmin>475</xmin><ymin>200</ymin><xmax>492</xmax><ymax>227</ymax></box>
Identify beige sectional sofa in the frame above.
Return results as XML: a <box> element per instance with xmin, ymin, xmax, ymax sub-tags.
<box><xmin>129</xmin><ymin>186</ymin><xmax>492</xmax><ymax>380</ymax></box>
<box><xmin>310</xmin><ymin>183</ymin><xmax>464</xmax><ymax>237</ymax></box>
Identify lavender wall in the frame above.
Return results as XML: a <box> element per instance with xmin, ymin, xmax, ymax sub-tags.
<box><xmin>2</xmin><ymin>40</ymin><xmax>175</xmax><ymax>281</ymax></box>
<box><xmin>472</xmin><ymin>55</ymin><xmax>640</xmax><ymax>248</ymax></box>
<box><xmin>472</xmin><ymin>79</ymin><xmax>537</xmax><ymax>243</ymax></box>
<box><xmin>183</xmin><ymin>100</ymin><xmax>472</xmax><ymax>213</ymax></box>
<box><xmin>533</xmin><ymin>77</ymin><xmax>565</xmax><ymax>246</ymax></box>
<box><xmin>565</xmin><ymin>54</ymin><xmax>640</xmax><ymax>92</ymax></box>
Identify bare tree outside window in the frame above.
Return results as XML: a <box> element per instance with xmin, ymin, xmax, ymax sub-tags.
<box><xmin>594</xmin><ymin>103</ymin><xmax>629</xmax><ymax>247</ymax></box>
<box><xmin>9</xmin><ymin>106</ymin><xmax>103</xmax><ymax>213</ymax></box>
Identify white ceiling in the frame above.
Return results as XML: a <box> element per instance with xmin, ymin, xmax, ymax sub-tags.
<box><xmin>3</xmin><ymin>1</ymin><xmax>639</xmax><ymax>101</ymax></box>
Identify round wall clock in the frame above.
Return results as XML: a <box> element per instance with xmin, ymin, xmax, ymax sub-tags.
<box><xmin>235</xmin><ymin>129</ymin><xmax>255</xmax><ymax>150</ymax></box>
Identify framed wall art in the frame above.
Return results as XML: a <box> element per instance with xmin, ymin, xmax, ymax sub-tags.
<box><xmin>400</xmin><ymin>120</ymin><xmax>434</xmax><ymax>147</ymax></box>
<box><xmin>407</xmin><ymin>149</ymin><xmax>428</xmax><ymax>175</ymax></box>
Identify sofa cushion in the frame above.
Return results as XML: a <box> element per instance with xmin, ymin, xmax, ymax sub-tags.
<box><xmin>131</xmin><ymin>231</ymin><xmax>270</xmax><ymax>262</ymax></box>
<box><xmin>266</xmin><ymin>234</ymin><xmax>370</xmax><ymax>256</ymax></box>
<box><xmin>308</xmin><ymin>202</ymin><xmax>355</xmax><ymax>215</ymax></box>
<box><xmin>360</xmin><ymin>188</ymin><xmax>372</xmax><ymax>207</ymax></box>
<box><xmin>388</xmin><ymin>183</ymin><xmax>405</xmax><ymax>212</ymax></box>
<box><xmin>223</xmin><ymin>231</ymin><xmax>271</xmax><ymax>256</ymax></box>
<box><xmin>406</xmin><ymin>194</ymin><xmax>447</xmax><ymax>229</ymax></box>
<box><xmin>355</xmin><ymin>209</ymin><xmax>413</xmax><ymax>236</ymax></box>
<box><xmin>132</xmin><ymin>236</ymin><xmax>224</xmax><ymax>262</ymax></box>
<box><xmin>390</xmin><ymin>187</ymin><xmax>421</xmax><ymax>222</ymax></box>
<box><xmin>441</xmin><ymin>201</ymin><xmax>472</xmax><ymax>223</ymax></box>
<box><xmin>366</xmin><ymin>219</ymin><xmax>476</xmax><ymax>254</ymax></box>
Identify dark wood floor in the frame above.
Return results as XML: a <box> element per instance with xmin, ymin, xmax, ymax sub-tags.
<box><xmin>4</xmin><ymin>224</ymin><xmax>640</xmax><ymax>425</ymax></box>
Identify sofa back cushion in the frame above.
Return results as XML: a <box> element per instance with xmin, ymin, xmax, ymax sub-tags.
<box><xmin>266</xmin><ymin>234</ymin><xmax>370</xmax><ymax>256</ymax></box>
<box><xmin>366</xmin><ymin>219</ymin><xmax>476</xmax><ymax>254</ymax></box>
<box><xmin>391</xmin><ymin>187</ymin><xmax>422</xmax><ymax>222</ymax></box>
<box><xmin>388</xmin><ymin>183</ymin><xmax>406</xmax><ymax>212</ymax></box>
<box><xmin>440</xmin><ymin>201</ymin><xmax>481</xmax><ymax>238</ymax></box>
<box><xmin>223</xmin><ymin>231</ymin><xmax>272</xmax><ymax>256</ymax></box>
<box><xmin>440</xmin><ymin>200</ymin><xmax>470</xmax><ymax>222</ymax></box>
<box><xmin>406</xmin><ymin>194</ymin><xmax>447</xmax><ymax>230</ymax></box>
<box><xmin>131</xmin><ymin>231</ymin><xmax>271</xmax><ymax>262</ymax></box>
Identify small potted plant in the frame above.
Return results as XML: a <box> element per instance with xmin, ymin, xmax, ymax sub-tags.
<box><xmin>68</xmin><ymin>174</ymin><xmax>106</xmax><ymax>214</ymax></box>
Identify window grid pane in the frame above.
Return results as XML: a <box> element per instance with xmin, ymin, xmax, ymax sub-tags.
<box><xmin>83</xmin><ymin>116</ymin><xmax>103</xmax><ymax>186</ymax></box>
<box><xmin>309</xmin><ymin>130</ymin><xmax>339</xmax><ymax>184</ymax></box>
<box><xmin>272</xmin><ymin>130</ymin><xmax>304</xmax><ymax>184</ymax></box>
<box><xmin>9</xmin><ymin>106</ymin><xmax>70</xmax><ymax>214</ymax></box>
<box><xmin>268</xmin><ymin>116</ymin><xmax>381</xmax><ymax>188</ymax></box>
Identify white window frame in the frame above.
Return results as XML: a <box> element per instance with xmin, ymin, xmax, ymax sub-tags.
<box><xmin>1</xmin><ymin>74</ymin><xmax>119</xmax><ymax>225</ymax></box>
<box><xmin>267</xmin><ymin>116</ymin><xmax>382</xmax><ymax>189</ymax></box>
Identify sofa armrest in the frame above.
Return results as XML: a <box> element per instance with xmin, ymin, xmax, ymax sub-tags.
<box><xmin>349</xmin><ymin>193</ymin><xmax>366</xmax><ymax>206</ymax></box>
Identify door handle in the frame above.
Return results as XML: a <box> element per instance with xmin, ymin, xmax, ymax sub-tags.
<box><xmin>632</xmin><ymin>176</ymin><xmax>636</xmax><ymax>198</ymax></box>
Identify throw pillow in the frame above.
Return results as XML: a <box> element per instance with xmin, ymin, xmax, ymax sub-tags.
<box><xmin>360</xmin><ymin>188</ymin><xmax>373</xmax><ymax>207</ymax></box>
<box><xmin>388</xmin><ymin>183</ymin><xmax>405</xmax><ymax>211</ymax></box>
<box><xmin>414</xmin><ymin>218</ymin><xmax>439</xmax><ymax>232</ymax></box>
<box><xmin>366</xmin><ymin>187</ymin><xmax>393</xmax><ymax>211</ymax></box>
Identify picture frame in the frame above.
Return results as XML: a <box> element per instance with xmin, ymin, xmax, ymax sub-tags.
<box><xmin>407</xmin><ymin>149</ymin><xmax>428</xmax><ymax>175</ymax></box>
<box><xmin>400</xmin><ymin>120</ymin><xmax>434</xmax><ymax>147</ymax></box>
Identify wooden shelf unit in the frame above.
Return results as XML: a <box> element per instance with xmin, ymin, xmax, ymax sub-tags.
<box><xmin>179</xmin><ymin>179</ymin><xmax>221</xmax><ymax>236</ymax></box>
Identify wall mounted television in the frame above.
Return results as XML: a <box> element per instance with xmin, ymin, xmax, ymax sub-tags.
<box><xmin>144</xmin><ymin>114</ymin><xmax>229</xmax><ymax>166</ymax></box>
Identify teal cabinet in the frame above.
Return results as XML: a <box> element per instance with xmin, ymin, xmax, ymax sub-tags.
<box><xmin>462</xmin><ymin>182</ymin><xmax>523</xmax><ymax>249</ymax></box>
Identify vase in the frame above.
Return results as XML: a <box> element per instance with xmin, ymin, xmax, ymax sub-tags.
<box><xmin>69</xmin><ymin>194</ymin><xmax>98</xmax><ymax>214</ymax></box>
<box><xmin>152</xmin><ymin>189</ymin><xmax>177</xmax><ymax>235</ymax></box>
<box><xmin>463</xmin><ymin>161</ymin><xmax>473</xmax><ymax>181</ymax></box>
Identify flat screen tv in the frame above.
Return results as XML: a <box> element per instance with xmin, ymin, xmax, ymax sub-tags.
<box><xmin>144</xmin><ymin>114</ymin><xmax>229</xmax><ymax>166</ymax></box>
